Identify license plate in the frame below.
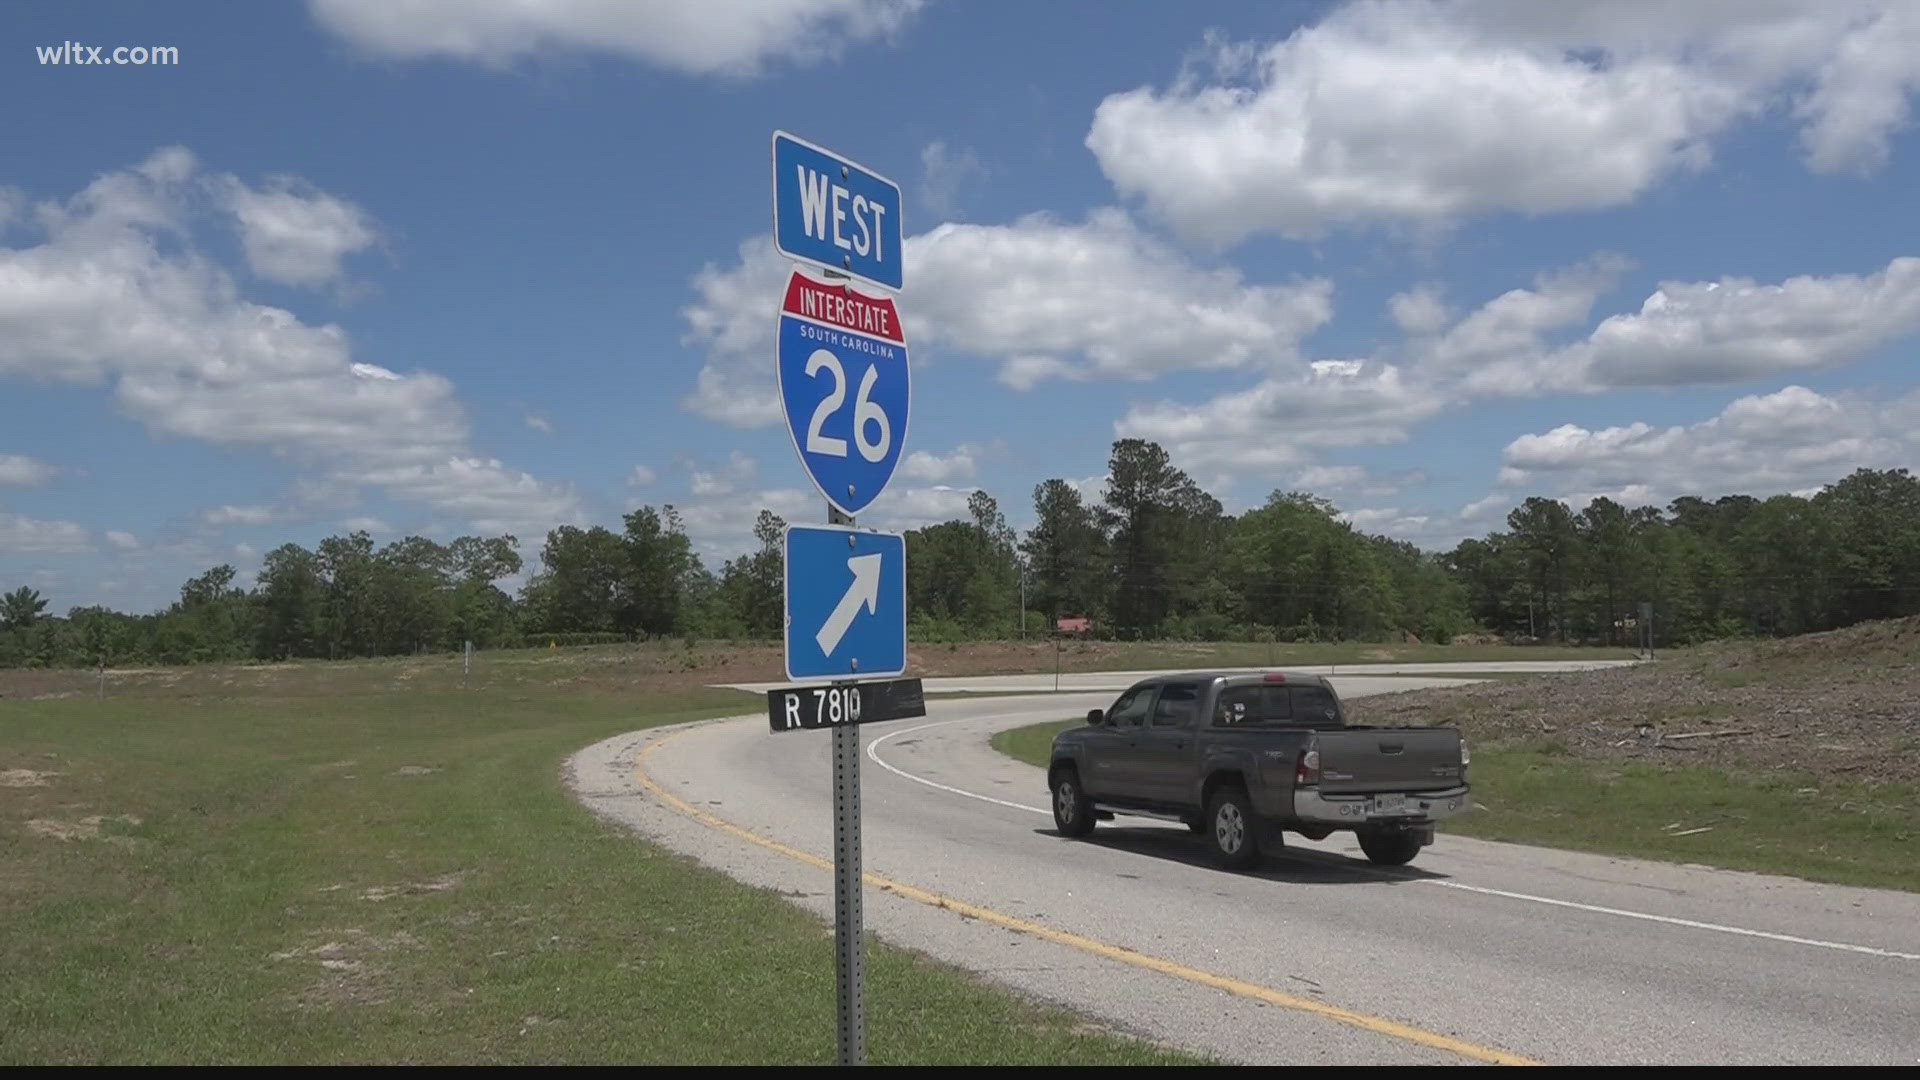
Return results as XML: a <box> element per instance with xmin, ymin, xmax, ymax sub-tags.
<box><xmin>1373</xmin><ymin>793</ymin><xmax>1408</xmax><ymax>814</ymax></box>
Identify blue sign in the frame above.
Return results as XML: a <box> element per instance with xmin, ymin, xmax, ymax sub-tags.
<box><xmin>772</xmin><ymin>131</ymin><xmax>904</xmax><ymax>293</ymax></box>
<box><xmin>776</xmin><ymin>269</ymin><xmax>909</xmax><ymax>516</ymax></box>
<box><xmin>785</xmin><ymin>524</ymin><xmax>907</xmax><ymax>682</ymax></box>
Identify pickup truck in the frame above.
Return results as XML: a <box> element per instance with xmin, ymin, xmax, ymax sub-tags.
<box><xmin>1047</xmin><ymin>671</ymin><xmax>1470</xmax><ymax>870</ymax></box>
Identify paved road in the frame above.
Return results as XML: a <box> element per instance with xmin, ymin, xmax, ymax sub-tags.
<box><xmin>570</xmin><ymin>672</ymin><xmax>1920</xmax><ymax>1066</ymax></box>
<box><xmin>715</xmin><ymin>658</ymin><xmax>1641</xmax><ymax>696</ymax></box>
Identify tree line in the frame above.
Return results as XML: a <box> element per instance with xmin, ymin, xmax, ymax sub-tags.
<box><xmin>4</xmin><ymin>438</ymin><xmax>1917</xmax><ymax>667</ymax></box>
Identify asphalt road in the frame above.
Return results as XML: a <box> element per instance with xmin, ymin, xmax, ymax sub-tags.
<box><xmin>569</xmin><ymin>671</ymin><xmax>1920</xmax><ymax>1066</ymax></box>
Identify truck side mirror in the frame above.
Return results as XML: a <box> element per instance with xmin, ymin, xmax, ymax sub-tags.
<box><xmin>1086</xmin><ymin>708</ymin><xmax>1105</xmax><ymax>726</ymax></box>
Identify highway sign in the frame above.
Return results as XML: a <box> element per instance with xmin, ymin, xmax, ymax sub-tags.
<box><xmin>784</xmin><ymin>523</ymin><xmax>907</xmax><ymax>682</ymax></box>
<box><xmin>767</xmin><ymin>677</ymin><xmax>927</xmax><ymax>733</ymax></box>
<box><xmin>776</xmin><ymin>269</ymin><xmax>909</xmax><ymax>516</ymax></box>
<box><xmin>772</xmin><ymin>131</ymin><xmax>903</xmax><ymax>292</ymax></box>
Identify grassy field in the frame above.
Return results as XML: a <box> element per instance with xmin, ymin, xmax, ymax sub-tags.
<box><xmin>991</xmin><ymin>718</ymin><xmax>1920</xmax><ymax>893</ymax></box>
<box><xmin>0</xmin><ymin>683</ymin><xmax>1205</xmax><ymax>1064</ymax></box>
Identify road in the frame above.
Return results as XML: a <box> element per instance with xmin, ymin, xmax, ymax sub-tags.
<box><xmin>569</xmin><ymin>671</ymin><xmax>1920</xmax><ymax>1066</ymax></box>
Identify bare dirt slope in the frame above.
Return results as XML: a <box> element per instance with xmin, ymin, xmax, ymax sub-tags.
<box><xmin>1345</xmin><ymin>616</ymin><xmax>1920</xmax><ymax>786</ymax></box>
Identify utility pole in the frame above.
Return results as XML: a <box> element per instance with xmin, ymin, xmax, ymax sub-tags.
<box><xmin>1019</xmin><ymin>567</ymin><xmax>1026</xmax><ymax>641</ymax></box>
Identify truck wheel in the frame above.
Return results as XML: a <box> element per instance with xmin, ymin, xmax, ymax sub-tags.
<box><xmin>1051</xmin><ymin>767</ymin><xmax>1095</xmax><ymax>837</ymax></box>
<box><xmin>1358</xmin><ymin>828</ymin><xmax>1422</xmax><ymax>866</ymax></box>
<box><xmin>1205</xmin><ymin>785</ymin><xmax>1262</xmax><ymax>870</ymax></box>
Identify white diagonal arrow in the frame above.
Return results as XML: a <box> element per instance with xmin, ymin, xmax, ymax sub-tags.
<box><xmin>815</xmin><ymin>553</ymin><xmax>882</xmax><ymax>657</ymax></box>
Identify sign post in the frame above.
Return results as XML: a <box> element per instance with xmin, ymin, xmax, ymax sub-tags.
<box><xmin>767</xmin><ymin>132</ymin><xmax>913</xmax><ymax>1066</ymax></box>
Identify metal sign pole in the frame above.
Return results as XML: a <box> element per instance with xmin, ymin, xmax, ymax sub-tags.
<box><xmin>827</xmin><ymin>502</ymin><xmax>864</xmax><ymax>1066</ymax></box>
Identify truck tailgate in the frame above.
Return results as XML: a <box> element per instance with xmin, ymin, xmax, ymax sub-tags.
<box><xmin>1315</xmin><ymin>728</ymin><xmax>1464</xmax><ymax>794</ymax></box>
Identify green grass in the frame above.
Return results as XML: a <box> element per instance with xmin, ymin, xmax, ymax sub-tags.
<box><xmin>0</xmin><ymin>690</ymin><xmax>1204</xmax><ymax>1065</ymax></box>
<box><xmin>990</xmin><ymin>720</ymin><xmax>1920</xmax><ymax>893</ymax></box>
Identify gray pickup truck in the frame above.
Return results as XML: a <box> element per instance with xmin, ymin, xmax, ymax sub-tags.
<box><xmin>1048</xmin><ymin>671</ymin><xmax>1470</xmax><ymax>870</ymax></box>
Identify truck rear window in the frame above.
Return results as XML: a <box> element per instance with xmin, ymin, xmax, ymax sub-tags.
<box><xmin>1213</xmin><ymin>684</ymin><xmax>1344</xmax><ymax>729</ymax></box>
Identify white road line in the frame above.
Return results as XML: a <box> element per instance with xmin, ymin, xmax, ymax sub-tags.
<box><xmin>1420</xmin><ymin>880</ymin><xmax>1920</xmax><ymax>962</ymax></box>
<box><xmin>866</xmin><ymin>716</ymin><xmax>1051</xmax><ymax>816</ymax></box>
<box><xmin>867</xmin><ymin>715</ymin><xmax>1920</xmax><ymax>964</ymax></box>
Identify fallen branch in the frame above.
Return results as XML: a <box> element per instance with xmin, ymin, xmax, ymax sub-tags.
<box><xmin>1661</xmin><ymin>729</ymin><xmax>1757</xmax><ymax>741</ymax></box>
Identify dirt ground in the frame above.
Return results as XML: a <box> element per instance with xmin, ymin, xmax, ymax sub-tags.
<box><xmin>0</xmin><ymin>639</ymin><xmax>1289</xmax><ymax>700</ymax></box>
<box><xmin>1345</xmin><ymin>616</ymin><xmax>1920</xmax><ymax>786</ymax></box>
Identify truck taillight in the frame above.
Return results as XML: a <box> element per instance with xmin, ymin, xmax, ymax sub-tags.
<box><xmin>1296</xmin><ymin>748</ymin><xmax>1320</xmax><ymax>786</ymax></box>
<box><xmin>1461</xmin><ymin>738</ymin><xmax>1471</xmax><ymax>767</ymax></box>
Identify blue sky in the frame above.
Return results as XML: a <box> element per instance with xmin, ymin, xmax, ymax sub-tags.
<box><xmin>4</xmin><ymin>0</ymin><xmax>1919</xmax><ymax>614</ymax></box>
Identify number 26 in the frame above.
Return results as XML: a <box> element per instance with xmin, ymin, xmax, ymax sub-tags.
<box><xmin>805</xmin><ymin>349</ymin><xmax>890</xmax><ymax>463</ymax></box>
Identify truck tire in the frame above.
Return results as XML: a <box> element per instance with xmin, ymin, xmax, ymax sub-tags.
<box><xmin>1205</xmin><ymin>784</ymin><xmax>1262</xmax><ymax>870</ymax></box>
<box><xmin>1358</xmin><ymin>828</ymin><xmax>1422</xmax><ymax>866</ymax></box>
<box><xmin>1051</xmin><ymin>766</ymin><xmax>1095</xmax><ymax>837</ymax></box>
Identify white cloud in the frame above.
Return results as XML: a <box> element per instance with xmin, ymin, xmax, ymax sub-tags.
<box><xmin>908</xmin><ymin>211</ymin><xmax>1333</xmax><ymax>387</ymax></box>
<box><xmin>682</xmin><ymin>213</ymin><xmax>1333</xmax><ymax>423</ymax></box>
<box><xmin>340</xmin><ymin>516</ymin><xmax>390</xmax><ymax>534</ymax></box>
<box><xmin>203</xmin><ymin>505</ymin><xmax>277</xmax><ymax>526</ymax></box>
<box><xmin>1085</xmin><ymin>0</ymin><xmax>1920</xmax><ymax>243</ymax></box>
<box><xmin>0</xmin><ymin>149</ymin><xmax>584</xmax><ymax>541</ymax></box>
<box><xmin>215</xmin><ymin>175</ymin><xmax>378</xmax><ymax>288</ymax></box>
<box><xmin>1487</xmin><ymin>384</ymin><xmax>1920</xmax><ymax>508</ymax></box>
<box><xmin>676</xmin><ymin>486</ymin><xmax>817</xmax><ymax>563</ymax></box>
<box><xmin>919</xmin><ymin>141</ymin><xmax>988</xmax><ymax>219</ymax></box>
<box><xmin>105</xmin><ymin>530</ymin><xmax>140</xmax><ymax>551</ymax></box>
<box><xmin>1388</xmin><ymin>285</ymin><xmax>1451</xmax><ymax>336</ymax></box>
<box><xmin>0</xmin><ymin>511</ymin><xmax>90</xmax><ymax>553</ymax></box>
<box><xmin>0</xmin><ymin>453</ymin><xmax>55</xmax><ymax>486</ymax></box>
<box><xmin>308</xmin><ymin>0</ymin><xmax>925</xmax><ymax>76</ymax></box>
<box><xmin>684</xmin><ymin>450</ymin><xmax>758</xmax><ymax>498</ymax></box>
<box><xmin>358</xmin><ymin>457</ymin><xmax>581</xmax><ymax>538</ymax></box>
<box><xmin>897</xmin><ymin>445</ymin><xmax>978</xmax><ymax>484</ymax></box>
<box><xmin>525</xmin><ymin>413</ymin><xmax>554</xmax><ymax>434</ymax></box>
<box><xmin>628</xmin><ymin>464</ymin><xmax>657</xmax><ymax>488</ymax></box>
<box><xmin>233</xmin><ymin>542</ymin><xmax>258</xmax><ymax>559</ymax></box>
<box><xmin>1116</xmin><ymin>360</ymin><xmax>1444</xmax><ymax>478</ymax></box>
<box><xmin>1512</xmin><ymin>256</ymin><xmax>1920</xmax><ymax>392</ymax></box>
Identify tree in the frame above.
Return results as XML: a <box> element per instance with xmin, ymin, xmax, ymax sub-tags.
<box><xmin>1021</xmin><ymin>479</ymin><xmax>1108</xmax><ymax>624</ymax></box>
<box><xmin>1</xmin><ymin>587</ymin><xmax>49</xmax><ymax>631</ymax></box>
<box><xmin>1100</xmin><ymin>439</ymin><xmax>1216</xmax><ymax>637</ymax></box>
<box><xmin>621</xmin><ymin>505</ymin><xmax>699</xmax><ymax>637</ymax></box>
<box><xmin>256</xmin><ymin>544</ymin><xmax>324</xmax><ymax>659</ymax></box>
<box><xmin>1507</xmin><ymin>497</ymin><xmax>1579</xmax><ymax>642</ymax></box>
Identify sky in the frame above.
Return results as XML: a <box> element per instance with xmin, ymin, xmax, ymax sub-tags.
<box><xmin>3</xmin><ymin>0</ymin><xmax>1919</xmax><ymax>615</ymax></box>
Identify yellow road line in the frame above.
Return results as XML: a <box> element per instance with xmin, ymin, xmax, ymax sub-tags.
<box><xmin>633</xmin><ymin>730</ymin><xmax>1540</xmax><ymax>1067</ymax></box>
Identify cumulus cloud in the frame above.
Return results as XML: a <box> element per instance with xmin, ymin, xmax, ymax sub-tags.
<box><xmin>682</xmin><ymin>212</ymin><xmax>1333</xmax><ymax>423</ymax></box>
<box><xmin>308</xmin><ymin>0</ymin><xmax>925</xmax><ymax>76</ymax></box>
<box><xmin>0</xmin><ymin>148</ymin><xmax>583</xmax><ymax>543</ymax></box>
<box><xmin>897</xmin><ymin>445</ymin><xmax>979</xmax><ymax>484</ymax></box>
<box><xmin>628</xmin><ymin>464</ymin><xmax>657</xmax><ymax>488</ymax></box>
<box><xmin>203</xmin><ymin>505</ymin><xmax>277</xmax><ymax>526</ymax></box>
<box><xmin>1116</xmin><ymin>360</ymin><xmax>1445</xmax><ymax>477</ymax></box>
<box><xmin>105</xmin><ymin>530</ymin><xmax>140</xmax><ymax>551</ymax></box>
<box><xmin>919</xmin><ymin>141</ymin><xmax>988</xmax><ymax>219</ymax></box>
<box><xmin>0</xmin><ymin>453</ymin><xmax>55</xmax><ymax>486</ymax></box>
<box><xmin>1457</xmin><ymin>256</ymin><xmax>1920</xmax><ymax>394</ymax></box>
<box><xmin>1388</xmin><ymin>285</ymin><xmax>1452</xmax><ymax>336</ymax></box>
<box><xmin>683</xmin><ymin>450</ymin><xmax>759</xmax><ymax>498</ymax></box>
<box><xmin>525</xmin><ymin>413</ymin><xmax>554</xmax><ymax>434</ymax></box>
<box><xmin>0</xmin><ymin>511</ymin><xmax>90</xmax><ymax>553</ymax></box>
<box><xmin>215</xmin><ymin>175</ymin><xmax>378</xmax><ymax>287</ymax></box>
<box><xmin>1487</xmin><ymin>384</ymin><xmax>1920</xmax><ymax>508</ymax></box>
<box><xmin>1086</xmin><ymin>0</ymin><xmax>1920</xmax><ymax>243</ymax></box>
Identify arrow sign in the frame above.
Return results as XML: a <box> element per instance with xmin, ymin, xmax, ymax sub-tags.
<box><xmin>816</xmin><ymin>553</ymin><xmax>882</xmax><ymax>656</ymax></box>
<box><xmin>784</xmin><ymin>524</ymin><xmax>906</xmax><ymax>682</ymax></box>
